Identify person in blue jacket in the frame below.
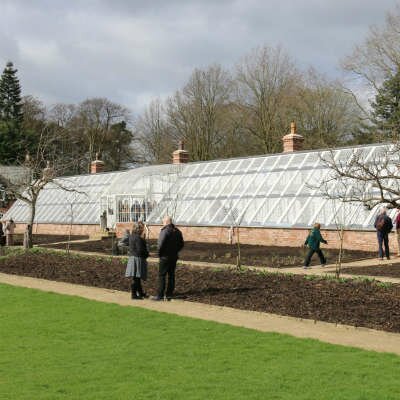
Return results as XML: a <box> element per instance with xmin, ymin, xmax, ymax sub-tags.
<box><xmin>303</xmin><ymin>223</ymin><xmax>328</xmax><ymax>269</ymax></box>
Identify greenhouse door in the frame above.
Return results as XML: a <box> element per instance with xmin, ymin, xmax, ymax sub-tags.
<box><xmin>100</xmin><ymin>196</ymin><xmax>116</xmax><ymax>229</ymax></box>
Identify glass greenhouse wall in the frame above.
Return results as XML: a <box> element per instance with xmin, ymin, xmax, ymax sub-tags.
<box><xmin>4</xmin><ymin>164</ymin><xmax>181</xmax><ymax>227</ymax></box>
<box><xmin>5</xmin><ymin>171</ymin><xmax>123</xmax><ymax>225</ymax></box>
<box><xmin>3</xmin><ymin>144</ymin><xmax>395</xmax><ymax>230</ymax></box>
<box><xmin>147</xmin><ymin>144</ymin><xmax>396</xmax><ymax>229</ymax></box>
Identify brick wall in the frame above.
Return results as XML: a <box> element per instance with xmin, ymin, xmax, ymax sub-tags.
<box><xmin>117</xmin><ymin>222</ymin><xmax>393</xmax><ymax>253</ymax></box>
<box><xmin>19</xmin><ymin>221</ymin><xmax>395</xmax><ymax>254</ymax></box>
<box><xmin>14</xmin><ymin>223</ymin><xmax>102</xmax><ymax>236</ymax></box>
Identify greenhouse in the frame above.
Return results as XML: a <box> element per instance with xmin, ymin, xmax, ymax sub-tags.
<box><xmin>3</xmin><ymin>142</ymin><xmax>396</xmax><ymax>231</ymax></box>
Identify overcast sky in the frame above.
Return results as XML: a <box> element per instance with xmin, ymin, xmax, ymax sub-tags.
<box><xmin>0</xmin><ymin>0</ymin><xmax>398</xmax><ymax>114</ymax></box>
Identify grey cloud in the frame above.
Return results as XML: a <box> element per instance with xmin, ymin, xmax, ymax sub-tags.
<box><xmin>0</xmin><ymin>0</ymin><xmax>398</xmax><ymax>113</ymax></box>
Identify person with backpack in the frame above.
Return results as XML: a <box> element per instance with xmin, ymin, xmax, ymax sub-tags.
<box><xmin>374</xmin><ymin>207</ymin><xmax>393</xmax><ymax>260</ymax></box>
<box><xmin>303</xmin><ymin>222</ymin><xmax>328</xmax><ymax>269</ymax></box>
<box><xmin>152</xmin><ymin>216</ymin><xmax>184</xmax><ymax>301</ymax></box>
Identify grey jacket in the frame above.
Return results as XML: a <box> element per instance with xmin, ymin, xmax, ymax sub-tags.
<box><xmin>121</xmin><ymin>233</ymin><xmax>149</xmax><ymax>258</ymax></box>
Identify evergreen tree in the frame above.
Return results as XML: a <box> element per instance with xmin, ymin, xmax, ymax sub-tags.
<box><xmin>371</xmin><ymin>70</ymin><xmax>400</xmax><ymax>140</ymax></box>
<box><xmin>0</xmin><ymin>61</ymin><xmax>26</xmax><ymax>164</ymax></box>
<box><xmin>0</xmin><ymin>61</ymin><xmax>23</xmax><ymax>125</ymax></box>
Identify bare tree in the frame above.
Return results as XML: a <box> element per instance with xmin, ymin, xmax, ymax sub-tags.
<box><xmin>166</xmin><ymin>64</ymin><xmax>233</xmax><ymax>161</ymax></box>
<box><xmin>74</xmin><ymin>98</ymin><xmax>131</xmax><ymax>170</ymax></box>
<box><xmin>136</xmin><ymin>98</ymin><xmax>175</xmax><ymax>164</ymax></box>
<box><xmin>0</xmin><ymin>125</ymin><xmax>84</xmax><ymax>248</ymax></box>
<box><xmin>342</xmin><ymin>5</ymin><xmax>400</xmax><ymax>117</ymax></box>
<box><xmin>318</xmin><ymin>145</ymin><xmax>400</xmax><ymax>210</ymax></box>
<box><xmin>222</xmin><ymin>200</ymin><xmax>249</xmax><ymax>270</ymax></box>
<box><xmin>49</xmin><ymin>103</ymin><xmax>76</xmax><ymax>128</ymax></box>
<box><xmin>293</xmin><ymin>69</ymin><xmax>362</xmax><ymax>148</ymax></box>
<box><xmin>236</xmin><ymin>45</ymin><xmax>301</xmax><ymax>153</ymax></box>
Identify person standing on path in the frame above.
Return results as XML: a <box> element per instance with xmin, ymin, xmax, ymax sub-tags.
<box><xmin>5</xmin><ymin>219</ymin><xmax>16</xmax><ymax>246</ymax></box>
<box><xmin>123</xmin><ymin>221</ymin><xmax>149</xmax><ymax>300</ymax></box>
<box><xmin>303</xmin><ymin>223</ymin><xmax>328</xmax><ymax>269</ymax></box>
<box><xmin>374</xmin><ymin>207</ymin><xmax>393</xmax><ymax>260</ymax></box>
<box><xmin>152</xmin><ymin>216</ymin><xmax>184</xmax><ymax>301</ymax></box>
<box><xmin>394</xmin><ymin>209</ymin><xmax>400</xmax><ymax>257</ymax></box>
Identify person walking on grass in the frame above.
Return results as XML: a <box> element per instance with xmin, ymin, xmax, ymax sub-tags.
<box><xmin>303</xmin><ymin>223</ymin><xmax>328</xmax><ymax>269</ymax></box>
<box><xmin>374</xmin><ymin>207</ymin><xmax>393</xmax><ymax>260</ymax></box>
<box><xmin>152</xmin><ymin>216</ymin><xmax>184</xmax><ymax>301</ymax></box>
<box><xmin>123</xmin><ymin>221</ymin><xmax>149</xmax><ymax>300</ymax></box>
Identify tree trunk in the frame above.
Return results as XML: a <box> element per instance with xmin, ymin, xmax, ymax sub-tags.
<box><xmin>67</xmin><ymin>204</ymin><xmax>73</xmax><ymax>255</ymax></box>
<box><xmin>236</xmin><ymin>227</ymin><xmax>241</xmax><ymax>270</ymax></box>
<box><xmin>25</xmin><ymin>200</ymin><xmax>36</xmax><ymax>249</ymax></box>
<box><xmin>336</xmin><ymin>226</ymin><xmax>344</xmax><ymax>279</ymax></box>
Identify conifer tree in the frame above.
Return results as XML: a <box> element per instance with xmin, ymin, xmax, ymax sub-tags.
<box><xmin>0</xmin><ymin>61</ymin><xmax>25</xmax><ymax>163</ymax></box>
<box><xmin>0</xmin><ymin>61</ymin><xmax>23</xmax><ymax>125</ymax></box>
<box><xmin>371</xmin><ymin>70</ymin><xmax>400</xmax><ymax>140</ymax></box>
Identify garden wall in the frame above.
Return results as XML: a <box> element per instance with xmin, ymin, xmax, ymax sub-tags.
<box><xmin>12</xmin><ymin>221</ymin><xmax>394</xmax><ymax>254</ymax></box>
<box><xmin>117</xmin><ymin>223</ymin><xmax>393</xmax><ymax>253</ymax></box>
<box><xmin>14</xmin><ymin>223</ymin><xmax>101</xmax><ymax>236</ymax></box>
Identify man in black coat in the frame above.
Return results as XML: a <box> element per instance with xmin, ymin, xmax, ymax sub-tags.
<box><xmin>152</xmin><ymin>216</ymin><xmax>184</xmax><ymax>301</ymax></box>
<box><xmin>374</xmin><ymin>207</ymin><xmax>393</xmax><ymax>260</ymax></box>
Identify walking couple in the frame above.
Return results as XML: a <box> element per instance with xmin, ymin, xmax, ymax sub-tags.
<box><xmin>123</xmin><ymin>216</ymin><xmax>184</xmax><ymax>301</ymax></box>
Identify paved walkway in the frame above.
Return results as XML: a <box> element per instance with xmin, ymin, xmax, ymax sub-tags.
<box><xmin>1</xmin><ymin>272</ymin><xmax>400</xmax><ymax>356</ymax></box>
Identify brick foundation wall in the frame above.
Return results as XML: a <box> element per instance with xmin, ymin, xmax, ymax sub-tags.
<box><xmin>117</xmin><ymin>223</ymin><xmax>393</xmax><ymax>253</ymax></box>
<box><xmin>14</xmin><ymin>223</ymin><xmax>102</xmax><ymax>236</ymax></box>
<box><xmin>21</xmin><ymin>222</ymin><xmax>394</xmax><ymax>254</ymax></box>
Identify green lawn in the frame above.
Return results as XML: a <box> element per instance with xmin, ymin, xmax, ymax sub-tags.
<box><xmin>1</xmin><ymin>284</ymin><xmax>400</xmax><ymax>400</ymax></box>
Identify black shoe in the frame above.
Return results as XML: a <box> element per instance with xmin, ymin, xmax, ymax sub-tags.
<box><xmin>150</xmin><ymin>296</ymin><xmax>163</xmax><ymax>301</ymax></box>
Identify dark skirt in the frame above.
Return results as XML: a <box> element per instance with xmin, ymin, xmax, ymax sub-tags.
<box><xmin>125</xmin><ymin>256</ymin><xmax>147</xmax><ymax>280</ymax></box>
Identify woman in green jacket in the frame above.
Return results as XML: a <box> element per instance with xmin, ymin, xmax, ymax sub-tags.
<box><xmin>303</xmin><ymin>223</ymin><xmax>327</xmax><ymax>269</ymax></box>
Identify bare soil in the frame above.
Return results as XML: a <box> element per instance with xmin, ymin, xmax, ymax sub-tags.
<box><xmin>1</xmin><ymin>250</ymin><xmax>400</xmax><ymax>333</ymax></box>
<box><xmin>11</xmin><ymin>234</ymin><xmax>89</xmax><ymax>246</ymax></box>
<box><xmin>342</xmin><ymin>263</ymin><xmax>400</xmax><ymax>278</ymax></box>
<box><xmin>43</xmin><ymin>238</ymin><xmax>376</xmax><ymax>267</ymax></box>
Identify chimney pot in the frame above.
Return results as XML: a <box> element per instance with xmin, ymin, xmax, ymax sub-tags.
<box><xmin>91</xmin><ymin>154</ymin><xmax>105</xmax><ymax>173</ymax></box>
<box><xmin>172</xmin><ymin>140</ymin><xmax>189</xmax><ymax>164</ymax></box>
<box><xmin>43</xmin><ymin>160</ymin><xmax>55</xmax><ymax>180</ymax></box>
<box><xmin>282</xmin><ymin>122</ymin><xmax>304</xmax><ymax>153</ymax></box>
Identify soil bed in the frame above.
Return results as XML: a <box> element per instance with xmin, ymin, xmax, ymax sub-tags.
<box><xmin>1</xmin><ymin>249</ymin><xmax>400</xmax><ymax>333</ymax></box>
<box><xmin>43</xmin><ymin>238</ymin><xmax>376</xmax><ymax>267</ymax></box>
<box><xmin>11</xmin><ymin>234</ymin><xmax>89</xmax><ymax>246</ymax></box>
<box><xmin>342</xmin><ymin>263</ymin><xmax>400</xmax><ymax>278</ymax></box>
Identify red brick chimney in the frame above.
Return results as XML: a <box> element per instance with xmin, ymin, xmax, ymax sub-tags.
<box><xmin>282</xmin><ymin>122</ymin><xmax>304</xmax><ymax>153</ymax></box>
<box><xmin>91</xmin><ymin>153</ymin><xmax>105</xmax><ymax>174</ymax></box>
<box><xmin>42</xmin><ymin>160</ymin><xmax>55</xmax><ymax>180</ymax></box>
<box><xmin>172</xmin><ymin>140</ymin><xmax>189</xmax><ymax>164</ymax></box>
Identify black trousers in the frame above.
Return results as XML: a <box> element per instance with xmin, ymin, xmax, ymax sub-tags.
<box><xmin>131</xmin><ymin>277</ymin><xmax>144</xmax><ymax>297</ymax></box>
<box><xmin>304</xmin><ymin>248</ymin><xmax>326</xmax><ymax>267</ymax></box>
<box><xmin>158</xmin><ymin>257</ymin><xmax>177</xmax><ymax>298</ymax></box>
<box><xmin>377</xmin><ymin>231</ymin><xmax>390</xmax><ymax>259</ymax></box>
